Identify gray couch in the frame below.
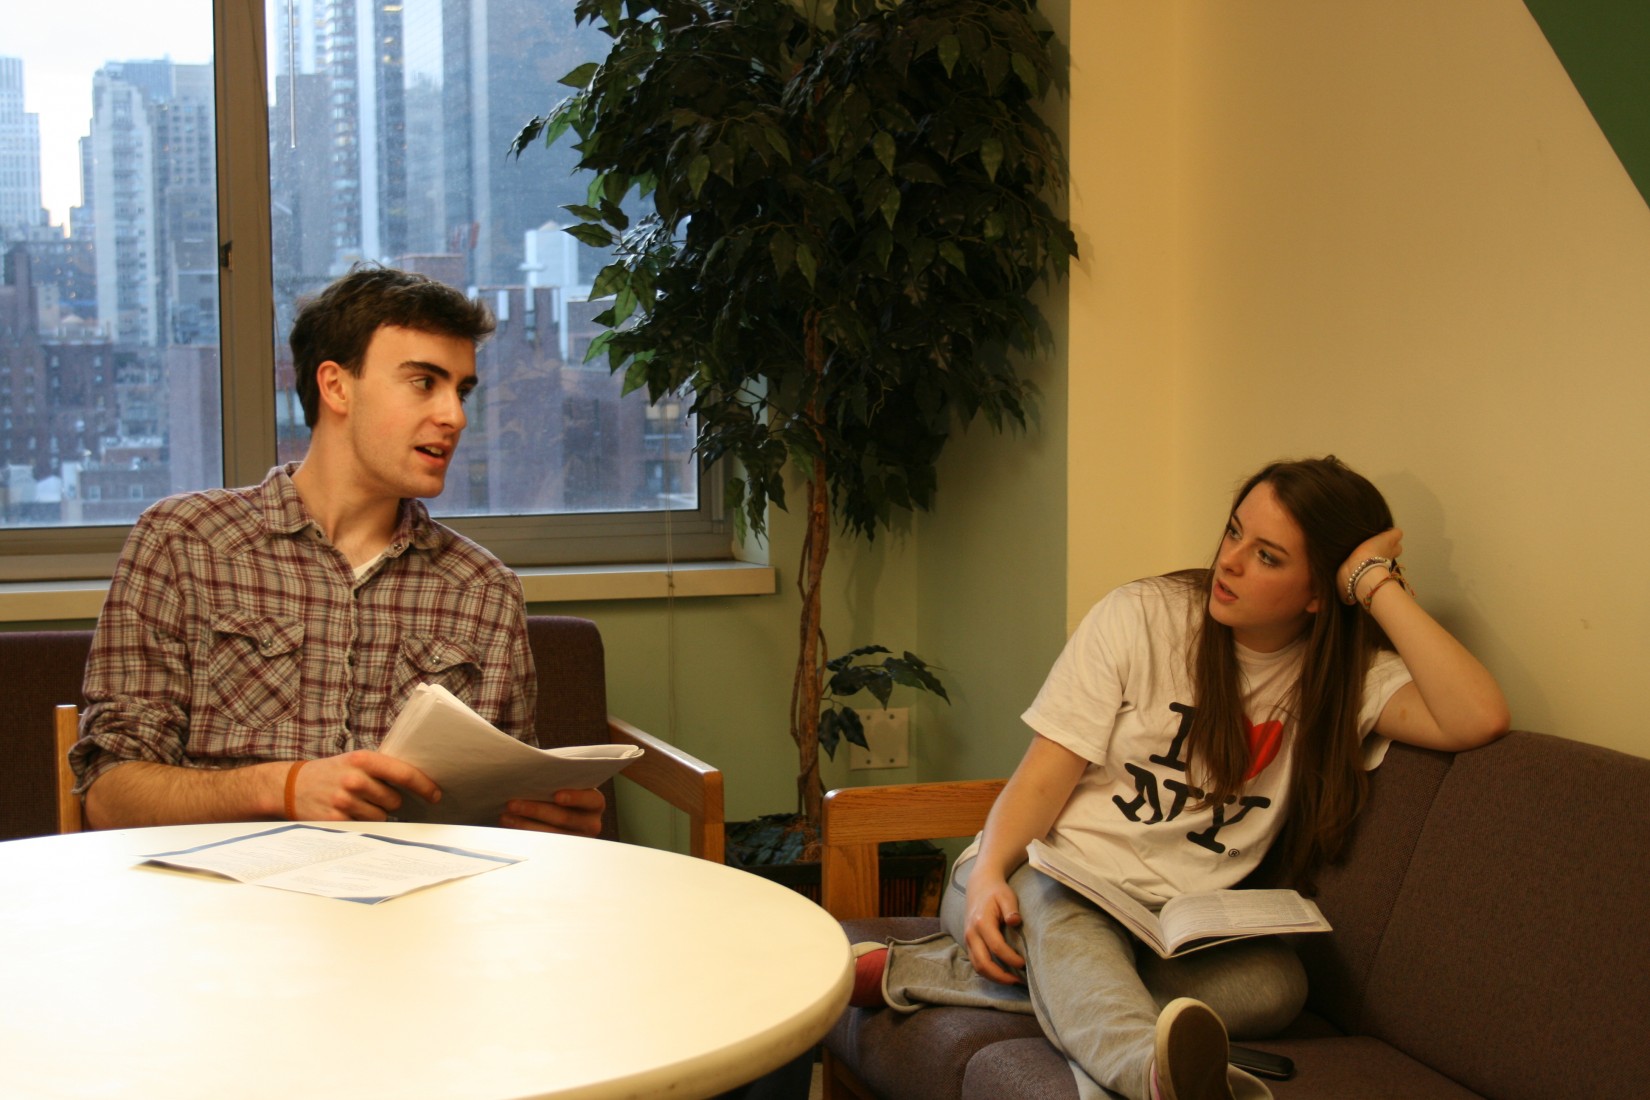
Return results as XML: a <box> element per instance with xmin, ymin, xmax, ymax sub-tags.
<box><xmin>823</xmin><ymin>731</ymin><xmax>1650</xmax><ymax>1099</ymax></box>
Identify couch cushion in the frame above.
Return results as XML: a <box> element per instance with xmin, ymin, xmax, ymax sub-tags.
<box><xmin>1290</xmin><ymin>739</ymin><xmax>1453</xmax><ymax>1033</ymax></box>
<box><xmin>960</xmin><ymin>1037</ymin><xmax>1078</xmax><ymax>1100</ymax></box>
<box><xmin>1263</xmin><ymin>1036</ymin><xmax>1483</xmax><ymax>1099</ymax></box>
<box><xmin>1357</xmin><ymin>731</ymin><xmax>1650</xmax><ymax>1100</ymax></box>
<box><xmin>830</xmin><ymin>1005</ymin><xmax>1050</xmax><ymax>1100</ymax></box>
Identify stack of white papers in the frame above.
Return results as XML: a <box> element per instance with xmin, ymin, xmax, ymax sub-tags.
<box><xmin>379</xmin><ymin>683</ymin><xmax>641</xmax><ymax>825</ymax></box>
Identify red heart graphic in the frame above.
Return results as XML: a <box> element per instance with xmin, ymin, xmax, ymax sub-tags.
<box><xmin>1245</xmin><ymin>718</ymin><xmax>1285</xmax><ymax>779</ymax></box>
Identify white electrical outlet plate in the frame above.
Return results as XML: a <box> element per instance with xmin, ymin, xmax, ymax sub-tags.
<box><xmin>848</xmin><ymin>707</ymin><xmax>910</xmax><ymax>770</ymax></box>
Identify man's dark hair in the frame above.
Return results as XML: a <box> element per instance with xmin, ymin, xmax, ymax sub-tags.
<box><xmin>289</xmin><ymin>264</ymin><xmax>496</xmax><ymax>428</ymax></box>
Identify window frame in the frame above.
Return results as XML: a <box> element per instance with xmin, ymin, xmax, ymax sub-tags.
<box><xmin>0</xmin><ymin>0</ymin><xmax>730</xmax><ymax>581</ymax></box>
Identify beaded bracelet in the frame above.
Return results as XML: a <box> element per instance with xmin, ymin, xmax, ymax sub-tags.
<box><xmin>1344</xmin><ymin>557</ymin><xmax>1395</xmax><ymax>605</ymax></box>
<box><xmin>1361</xmin><ymin>569</ymin><xmax>1411</xmax><ymax>611</ymax></box>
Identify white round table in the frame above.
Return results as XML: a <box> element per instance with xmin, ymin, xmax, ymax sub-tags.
<box><xmin>0</xmin><ymin>822</ymin><xmax>851</xmax><ymax>1099</ymax></box>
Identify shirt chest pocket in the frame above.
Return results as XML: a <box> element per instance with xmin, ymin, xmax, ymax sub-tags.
<box><xmin>206</xmin><ymin>611</ymin><xmax>305</xmax><ymax>730</ymax></box>
<box><xmin>392</xmin><ymin>635</ymin><xmax>482</xmax><ymax>706</ymax></box>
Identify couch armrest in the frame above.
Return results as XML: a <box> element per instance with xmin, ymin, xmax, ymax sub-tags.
<box><xmin>606</xmin><ymin>717</ymin><xmax>725</xmax><ymax>864</ymax></box>
<box><xmin>821</xmin><ymin>779</ymin><xmax>1006</xmax><ymax>920</ymax></box>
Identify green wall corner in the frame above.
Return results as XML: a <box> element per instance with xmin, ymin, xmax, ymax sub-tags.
<box><xmin>1524</xmin><ymin>0</ymin><xmax>1650</xmax><ymax>209</ymax></box>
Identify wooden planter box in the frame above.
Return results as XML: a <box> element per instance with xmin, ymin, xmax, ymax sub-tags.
<box><xmin>726</xmin><ymin>816</ymin><xmax>946</xmax><ymax>917</ymax></box>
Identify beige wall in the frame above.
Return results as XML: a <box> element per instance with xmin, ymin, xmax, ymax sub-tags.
<box><xmin>1068</xmin><ymin>0</ymin><xmax>1650</xmax><ymax>757</ymax></box>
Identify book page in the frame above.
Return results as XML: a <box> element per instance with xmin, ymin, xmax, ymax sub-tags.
<box><xmin>1158</xmin><ymin>889</ymin><xmax>1329</xmax><ymax>953</ymax></box>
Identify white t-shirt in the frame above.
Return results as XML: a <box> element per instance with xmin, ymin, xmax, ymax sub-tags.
<box><xmin>1020</xmin><ymin>576</ymin><xmax>1412</xmax><ymax>906</ymax></box>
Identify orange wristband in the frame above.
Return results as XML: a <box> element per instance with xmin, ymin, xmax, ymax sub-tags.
<box><xmin>283</xmin><ymin>760</ymin><xmax>307</xmax><ymax>821</ymax></box>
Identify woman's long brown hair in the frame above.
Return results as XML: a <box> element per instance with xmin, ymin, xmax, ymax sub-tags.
<box><xmin>1174</xmin><ymin>456</ymin><xmax>1395</xmax><ymax>888</ymax></box>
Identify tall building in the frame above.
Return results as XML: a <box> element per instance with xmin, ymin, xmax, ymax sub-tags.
<box><xmin>0</xmin><ymin>57</ymin><xmax>46</xmax><ymax>237</ymax></box>
<box><xmin>270</xmin><ymin>0</ymin><xmax>409</xmax><ymax>279</ymax></box>
<box><xmin>88</xmin><ymin>60</ymin><xmax>216</xmax><ymax>348</ymax></box>
<box><xmin>89</xmin><ymin>66</ymin><xmax>160</xmax><ymax>346</ymax></box>
<box><xmin>426</xmin><ymin>0</ymin><xmax>604</xmax><ymax>287</ymax></box>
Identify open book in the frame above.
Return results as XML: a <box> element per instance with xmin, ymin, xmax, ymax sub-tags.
<box><xmin>379</xmin><ymin>683</ymin><xmax>642</xmax><ymax>826</ymax></box>
<box><xmin>1026</xmin><ymin>839</ymin><xmax>1330</xmax><ymax>959</ymax></box>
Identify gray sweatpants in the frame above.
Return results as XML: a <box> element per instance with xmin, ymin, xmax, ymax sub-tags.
<box><xmin>881</xmin><ymin>857</ymin><xmax>1304</xmax><ymax>1100</ymax></box>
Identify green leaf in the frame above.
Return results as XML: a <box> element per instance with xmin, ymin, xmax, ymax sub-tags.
<box><xmin>589</xmin><ymin>262</ymin><xmax>628</xmax><ymax>301</ymax></box>
<box><xmin>583</xmin><ymin>329</ymin><xmax>615</xmax><ymax>364</ymax></box>
<box><xmin>819</xmin><ymin>709</ymin><xmax>841</xmax><ymax>759</ymax></box>
<box><xmin>872</xmin><ymin>131</ymin><xmax>896</xmax><ymax>175</ymax></box>
<box><xmin>879</xmin><ymin>187</ymin><xmax>901</xmax><ymax>229</ymax></box>
<box><xmin>938</xmin><ymin>34</ymin><xmax>961</xmax><ymax>77</ymax></box>
<box><xmin>610</xmin><ymin>286</ymin><xmax>638</xmax><ymax>326</ymax></box>
<box><xmin>688</xmin><ymin>153</ymin><xmax>711</xmax><ymax>199</ymax></box>
<box><xmin>1011</xmin><ymin>52</ymin><xmax>1041</xmax><ymax>94</ymax></box>
<box><xmin>763</xmin><ymin>126</ymin><xmax>793</xmax><ymax>164</ymax></box>
<box><xmin>565</xmin><ymin>223</ymin><xmax>614</xmax><ymax>248</ymax></box>
<box><xmin>979</xmin><ymin>136</ymin><xmax>1003</xmax><ymax>182</ymax></box>
<box><xmin>796</xmin><ymin>242</ymin><xmax>818</xmax><ymax>287</ymax></box>
<box><xmin>622</xmin><ymin>357</ymin><xmax>651</xmax><ymax>395</ymax></box>
<box><xmin>834</xmin><ymin>706</ymin><xmax>867</xmax><ymax>750</ymax></box>
<box><xmin>939</xmin><ymin>241</ymin><xmax>966</xmax><ymax>273</ymax></box>
<box><xmin>769</xmin><ymin>231</ymin><xmax>796</xmax><ymax>278</ymax></box>
<box><xmin>824</xmin><ymin>105</ymin><xmax>846</xmax><ymax>153</ymax></box>
<box><xmin>558</xmin><ymin>61</ymin><xmax>599</xmax><ymax>90</ymax></box>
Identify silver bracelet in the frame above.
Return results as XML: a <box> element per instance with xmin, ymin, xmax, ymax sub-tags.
<box><xmin>1344</xmin><ymin>557</ymin><xmax>1394</xmax><ymax>605</ymax></box>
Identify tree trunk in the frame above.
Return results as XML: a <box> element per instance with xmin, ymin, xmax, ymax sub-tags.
<box><xmin>791</xmin><ymin>308</ymin><xmax>829</xmax><ymax>828</ymax></box>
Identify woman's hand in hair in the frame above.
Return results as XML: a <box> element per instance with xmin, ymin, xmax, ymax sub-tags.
<box><xmin>1337</xmin><ymin>527</ymin><xmax>1404</xmax><ymax>605</ymax></box>
<box><xmin>963</xmin><ymin>873</ymin><xmax>1027</xmax><ymax>985</ymax></box>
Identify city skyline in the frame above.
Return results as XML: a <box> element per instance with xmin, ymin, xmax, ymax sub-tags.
<box><xmin>7</xmin><ymin>5</ymin><xmax>212</xmax><ymax>225</ymax></box>
<box><xmin>2</xmin><ymin>3</ymin><xmax>698</xmax><ymax>535</ymax></box>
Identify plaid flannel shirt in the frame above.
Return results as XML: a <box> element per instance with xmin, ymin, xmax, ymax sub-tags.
<box><xmin>72</xmin><ymin>465</ymin><xmax>536</xmax><ymax>789</ymax></box>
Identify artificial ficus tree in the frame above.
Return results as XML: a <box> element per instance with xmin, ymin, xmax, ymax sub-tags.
<box><xmin>514</xmin><ymin>0</ymin><xmax>1075</xmax><ymax>829</ymax></box>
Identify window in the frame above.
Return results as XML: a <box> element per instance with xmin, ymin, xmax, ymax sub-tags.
<box><xmin>1</xmin><ymin>0</ymin><xmax>725</xmax><ymax>581</ymax></box>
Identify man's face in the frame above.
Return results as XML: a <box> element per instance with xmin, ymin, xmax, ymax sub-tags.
<box><xmin>337</xmin><ymin>324</ymin><xmax>477</xmax><ymax>503</ymax></box>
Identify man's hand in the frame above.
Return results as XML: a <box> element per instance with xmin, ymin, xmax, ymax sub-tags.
<box><xmin>499</xmin><ymin>789</ymin><xmax>606</xmax><ymax>837</ymax></box>
<box><xmin>290</xmin><ymin>750</ymin><xmax>441</xmax><ymax>822</ymax></box>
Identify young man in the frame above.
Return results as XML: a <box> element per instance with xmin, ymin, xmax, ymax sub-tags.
<box><xmin>71</xmin><ymin>266</ymin><xmax>604</xmax><ymax>835</ymax></box>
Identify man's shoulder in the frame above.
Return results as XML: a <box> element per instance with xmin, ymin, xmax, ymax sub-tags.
<box><xmin>414</xmin><ymin>514</ymin><xmax>521</xmax><ymax>591</ymax></box>
<box><xmin>132</xmin><ymin>483</ymin><xmax>269</xmax><ymax>545</ymax></box>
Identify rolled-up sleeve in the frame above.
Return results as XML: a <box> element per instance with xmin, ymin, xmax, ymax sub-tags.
<box><xmin>74</xmin><ymin>512</ymin><xmax>195</xmax><ymax>790</ymax></box>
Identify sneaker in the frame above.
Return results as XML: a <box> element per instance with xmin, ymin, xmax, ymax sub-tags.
<box><xmin>849</xmin><ymin>942</ymin><xmax>889</xmax><ymax>1008</ymax></box>
<box><xmin>1151</xmin><ymin>998</ymin><xmax>1232</xmax><ymax>1100</ymax></box>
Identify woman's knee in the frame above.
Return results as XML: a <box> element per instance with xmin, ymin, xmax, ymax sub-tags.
<box><xmin>1136</xmin><ymin>937</ymin><xmax>1307</xmax><ymax>1039</ymax></box>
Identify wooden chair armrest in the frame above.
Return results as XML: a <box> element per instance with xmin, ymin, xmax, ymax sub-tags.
<box><xmin>606</xmin><ymin>716</ymin><xmax>725</xmax><ymax>864</ymax></box>
<box><xmin>821</xmin><ymin>779</ymin><xmax>1006</xmax><ymax>920</ymax></box>
<box><xmin>55</xmin><ymin>704</ymin><xmax>83</xmax><ymax>835</ymax></box>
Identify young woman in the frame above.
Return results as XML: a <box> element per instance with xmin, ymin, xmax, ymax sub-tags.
<box><xmin>854</xmin><ymin>457</ymin><xmax>1509</xmax><ymax>1100</ymax></box>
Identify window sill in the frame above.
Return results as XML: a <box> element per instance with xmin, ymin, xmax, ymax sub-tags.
<box><xmin>0</xmin><ymin>561</ymin><xmax>776</xmax><ymax>625</ymax></box>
